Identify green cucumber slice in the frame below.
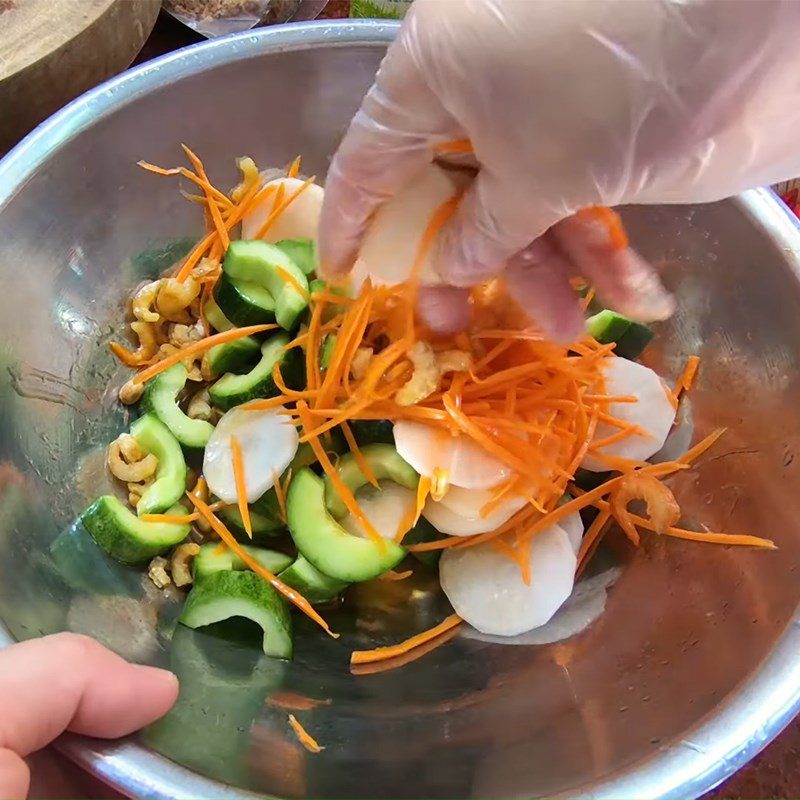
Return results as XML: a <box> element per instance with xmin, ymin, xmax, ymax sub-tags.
<box><xmin>586</xmin><ymin>309</ymin><xmax>654</xmax><ymax>360</ymax></box>
<box><xmin>223</xmin><ymin>240</ymin><xmax>309</xmax><ymax>331</ymax></box>
<box><xmin>140</xmin><ymin>364</ymin><xmax>215</xmax><ymax>450</ymax></box>
<box><xmin>320</xmin><ymin>334</ymin><xmax>336</xmax><ymax>370</ymax></box>
<box><xmin>130</xmin><ymin>413</ymin><xmax>188</xmax><ymax>515</ymax></box>
<box><xmin>324</xmin><ymin>443</ymin><xmax>418</xmax><ymax>519</ymax></box>
<box><xmin>206</xmin><ymin>336</ymin><xmax>261</xmax><ymax>378</ymax></box>
<box><xmin>204</xmin><ymin>296</ymin><xmax>235</xmax><ymax>332</ymax></box>
<box><xmin>214</xmin><ymin>273</ymin><xmax>276</xmax><ymax>327</ymax></box>
<box><xmin>193</xmin><ymin>543</ymin><xmax>292</xmax><ymax>580</ymax></box>
<box><xmin>180</xmin><ymin>570</ymin><xmax>292</xmax><ymax>658</ymax></box>
<box><xmin>219</xmin><ymin>505</ymin><xmax>284</xmax><ymax>541</ymax></box>
<box><xmin>274</xmin><ymin>239</ymin><xmax>317</xmax><ymax>276</ymax></box>
<box><xmin>278</xmin><ymin>556</ymin><xmax>348</xmax><ymax>604</ymax></box>
<box><xmin>81</xmin><ymin>496</ymin><xmax>190</xmax><ymax>564</ymax></box>
<box><xmin>209</xmin><ymin>334</ymin><xmax>303</xmax><ymax>411</ymax></box>
<box><xmin>287</xmin><ymin>468</ymin><xmax>405</xmax><ymax>582</ymax></box>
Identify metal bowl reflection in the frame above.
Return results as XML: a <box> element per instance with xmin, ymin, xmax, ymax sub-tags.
<box><xmin>2</xmin><ymin>20</ymin><xmax>800</xmax><ymax>800</ymax></box>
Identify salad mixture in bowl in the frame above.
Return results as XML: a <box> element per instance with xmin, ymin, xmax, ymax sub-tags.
<box><xmin>80</xmin><ymin>144</ymin><xmax>773</xmax><ymax>684</ymax></box>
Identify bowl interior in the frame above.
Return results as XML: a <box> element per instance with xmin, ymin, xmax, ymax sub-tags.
<box><xmin>2</xmin><ymin>27</ymin><xmax>800</xmax><ymax>799</ymax></box>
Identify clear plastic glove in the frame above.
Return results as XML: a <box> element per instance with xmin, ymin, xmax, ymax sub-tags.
<box><xmin>320</xmin><ymin>0</ymin><xmax>800</xmax><ymax>339</ymax></box>
<box><xmin>0</xmin><ymin>634</ymin><xmax>178</xmax><ymax>799</ymax></box>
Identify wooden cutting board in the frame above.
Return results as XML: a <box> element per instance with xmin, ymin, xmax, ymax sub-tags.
<box><xmin>0</xmin><ymin>0</ymin><xmax>161</xmax><ymax>154</ymax></box>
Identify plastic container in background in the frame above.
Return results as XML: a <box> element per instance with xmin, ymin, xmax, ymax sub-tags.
<box><xmin>774</xmin><ymin>179</ymin><xmax>800</xmax><ymax>218</ymax></box>
<box><xmin>163</xmin><ymin>0</ymin><xmax>330</xmax><ymax>38</ymax></box>
<box><xmin>350</xmin><ymin>0</ymin><xmax>412</xmax><ymax>18</ymax></box>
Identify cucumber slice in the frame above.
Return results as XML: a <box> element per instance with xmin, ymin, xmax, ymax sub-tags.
<box><xmin>141</xmin><ymin>364</ymin><xmax>215</xmax><ymax>450</ymax></box>
<box><xmin>274</xmin><ymin>239</ymin><xmax>317</xmax><ymax>276</ymax></box>
<box><xmin>194</xmin><ymin>543</ymin><xmax>292</xmax><ymax>580</ymax></box>
<box><xmin>350</xmin><ymin>419</ymin><xmax>395</xmax><ymax>447</ymax></box>
<box><xmin>278</xmin><ymin>556</ymin><xmax>348</xmax><ymax>604</ymax></box>
<box><xmin>130</xmin><ymin>413</ymin><xmax>188</xmax><ymax>515</ymax></box>
<box><xmin>320</xmin><ymin>334</ymin><xmax>336</xmax><ymax>370</ymax></box>
<box><xmin>223</xmin><ymin>240</ymin><xmax>309</xmax><ymax>331</ymax></box>
<box><xmin>287</xmin><ymin>468</ymin><xmax>405</xmax><ymax>582</ymax></box>
<box><xmin>219</xmin><ymin>505</ymin><xmax>284</xmax><ymax>541</ymax></box>
<box><xmin>324</xmin><ymin>443</ymin><xmax>418</xmax><ymax>519</ymax></box>
<box><xmin>204</xmin><ymin>296</ymin><xmax>235</xmax><ymax>333</ymax></box>
<box><xmin>209</xmin><ymin>334</ymin><xmax>303</xmax><ymax>411</ymax></box>
<box><xmin>81</xmin><ymin>496</ymin><xmax>190</xmax><ymax>564</ymax></box>
<box><xmin>214</xmin><ymin>273</ymin><xmax>276</xmax><ymax>327</ymax></box>
<box><xmin>206</xmin><ymin>336</ymin><xmax>261</xmax><ymax>378</ymax></box>
<box><xmin>586</xmin><ymin>310</ymin><xmax>654</xmax><ymax>360</ymax></box>
<box><xmin>180</xmin><ymin>570</ymin><xmax>292</xmax><ymax>658</ymax></box>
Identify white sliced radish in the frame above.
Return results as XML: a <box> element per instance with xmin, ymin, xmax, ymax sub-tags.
<box><xmin>352</xmin><ymin>163</ymin><xmax>472</xmax><ymax>288</ymax></box>
<box><xmin>422</xmin><ymin>485</ymin><xmax>528</xmax><ymax>537</ymax></box>
<box><xmin>241</xmin><ymin>177</ymin><xmax>324</xmax><ymax>243</ymax></box>
<box><xmin>393</xmin><ymin>420</ymin><xmax>512</xmax><ymax>490</ymax></box>
<box><xmin>558</xmin><ymin>509</ymin><xmax>584</xmax><ymax>555</ymax></box>
<box><xmin>340</xmin><ymin>482</ymin><xmax>416</xmax><ymax>540</ymax></box>
<box><xmin>440</xmin><ymin>524</ymin><xmax>577</xmax><ymax>636</ymax></box>
<box><xmin>581</xmin><ymin>357</ymin><xmax>676</xmax><ymax>472</ymax></box>
<box><xmin>203</xmin><ymin>406</ymin><xmax>298</xmax><ymax>505</ymax></box>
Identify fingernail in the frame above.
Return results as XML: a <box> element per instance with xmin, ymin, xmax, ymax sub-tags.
<box><xmin>131</xmin><ymin>664</ymin><xmax>179</xmax><ymax>692</ymax></box>
<box><xmin>621</xmin><ymin>274</ymin><xmax>675</xmax><ymax>322</ymax></box>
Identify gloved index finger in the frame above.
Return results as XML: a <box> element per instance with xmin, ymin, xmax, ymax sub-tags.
<box><xmin>318</xmin><ymin>20</ymin><xmax>457</xmax><ymax>278</ymax></box>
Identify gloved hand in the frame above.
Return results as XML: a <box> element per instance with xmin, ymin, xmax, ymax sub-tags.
<box><xmin>320</xmin><ymin>0</ymin><xmax>800</xmax><ymax>339</ymax></box>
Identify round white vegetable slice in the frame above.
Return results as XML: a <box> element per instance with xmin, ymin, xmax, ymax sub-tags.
<box><xmin>203</xmin><ymin>406</ymin><xmax>298</xmax><ymax>505</ymax></box>
<box><xmin>340</xmin><ymin>482</ymin><xmax>417</xmax><ymax>541</ymax></box>
<box><xmin>241</xmin><ymin>177</ymin><xmax>324</xmax><ymax>243</ymax></box>
<box><xmin>422</xmin><ymin>485</ymin><xmax>528</xmax><ymax>537</ymax></box>
<box><xmin>352</xmin><ymin>163</ymin><xmax>472</xmax><ymax>288</ymax></box>
<box><xmin>581</xmin><ymin>357</ymin><xmax>676</xmax><ymax>472</ymax></box>
<box><xmin>440</xmin><ymin>524</ymin><xmax>577</xmax><ymax>636</ymax></box>
<box><xmin>558</xmin><ymin>510</ymin><xmax>584</xmax><ymax>555</ymax></box>
<box><xmin>393</xmin><ymin>420</ymin><xmax>512</xmax><ymax>490</ymax></box>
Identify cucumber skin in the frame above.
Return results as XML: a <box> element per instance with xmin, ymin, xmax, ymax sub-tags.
<box><xmin>402</xmin><ymin>516</ymin><xmax>443</xmax><ymax>568</ymax></box>
<box><xmin>274</xmin><ymin>239</ymin><xmax>318</xmax><ymax>276</ymax></box>
<box><xmin>278</xmin><ymin>556</ymin><xmax>348</xmax><ymax>604</ymax></box>
<box><xmin>207</xmin><ymin>337</ymin><xmax>261</xmax><ymax>377</ymax></box>
<box><xmin>324</xmin><ymin>443</ymin><xmax>419</xmax><ymax>519</ymax></box>
<box><xmin>129</xmin><ymin>414</ymin><xmax>188</xmax><ymax>516</ymax></box>
<box><xmin>219</xmin><ymin>506</ymin><xmax>285</xmax><ymax>541</ymax></box>
<box><xmin>209</xmin><ymin>344</ymin><xmax>304</xmax><ymax>412</ymax></box>
<box><xmin>214</xmin><ymin>274</ymin><xmax>276</xmax><ymax>328</ymax></box>
<box><xmin>193</xmin><ymin>543</ymin><xmax>293</xmax><ymax>580</ymax></box>
<box><xmin>140</xmin><ymin>365</ymin><xmax>214</xmax><ymax>451</ymax></box>
<box><xmin>180</xmin><ymin>570</ymin><xmax>293</xmax><ymax>659</ymax></box>
<box><xmin>287</xmin><ymin>468</ymin><xmax>405</xmax><ymax>583</ymax></box>
<box><xmin>350</xmin><ymin>419</ymin><xmax>395</xmax><ymax>447</ymax></box>
<box><xmin>81</xmin><ymin>496</ymin><xmax>190</xmax><ymax>565</ymax></box>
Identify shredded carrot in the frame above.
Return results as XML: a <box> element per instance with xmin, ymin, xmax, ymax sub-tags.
<box><xmin>675</xmin><ymin>355</ymin><xmax>701</xmax><ymax>398</ymax></box>
<box><xmin>379</xmin><ymin>569</ymin><xmax>413</xmax><ymax>581</ymax></box>
<box><xmin>230</xmin><ymin>436</ymin><xmax>252</xmax><ymax>539</ymax></box>
<box><xmin>340</xmin><ymin>421</ymin><xmax>379</xmax><ymax>489</ymax></box>
<box><xmin>350</xmin><ymin>622</ymin><xmax>463</xmax><ymax>676</ymax></box>
<box><xmin>434</xmin><ymin>138</ymin><xmax>474</xmax><ymax>155</ymax></box>
<box><xmin>256</xmin><ymin>176</ymin><xmax>316</xmax><ymax>240</ymax></box>
<box><xmin>275</xmin><ymin>267</ymin><xmax>311</xmax><ymax>301</ymax></box>
<box><xmin>288</xmin><ymin>714</ymin><xmax>323</xmax><ymax>753</ymax></box>
<box><xmin>287</xmin><ymin>155</ymin><xmax>302</xmax><ymax>179</ymax></box>
<box><xmin>662</xmin><ymin>378</ymin><xmax>679</xmax><ymax>410</ymax></box>
<box><xmin>273</xmin><ymin>469</ymin><xmax>288</xmax><ymax>523</ymax></box>
<box><xmin>186</xmin><ymin>492</ymin><xmax>337</xmax><ymax>637</ymax></box>
<box><xmin>181</xmin><ymin>144</ymin><xmax>230</xmax><ymax>250</ymax></box>
<box><xmin>577</xmin><ymin>206</ymin><xmax>629</xmax><ymax>251</ymax></box>
<box><xmin>351</xmin><ymin>614</ymin><xmax>462</xmax><ymax>665</ymax></box>
<box><xmin>140</xmin><ymin>512</ymin><xmax>199</xmax><ymax>524</ymax></box>
<box><xmin>395</xmin><ymin>475</ymin><xmax>431</xmax><ymax>541</ymax></box>
<box><xmin>576</xmin><ymin>508</ymin><xmax>612</xmax><ymax>570</ymax></box>
<box><xmin>129</xmin><ymin>324</ymin><xmax>277</xmax><ymax>384</ymax></box>
<box><xmin>269</xmin><ymin>691</ymin><xmax>330</xmax><ymax>711</ymax></box>
<box><xmin>295</xmin><ymin>401</ymin><xmax>385</xmax><ymax>547</ymax></box>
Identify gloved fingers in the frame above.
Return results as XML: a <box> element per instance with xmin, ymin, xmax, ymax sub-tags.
<box><xmin>437</xmin><ymin>169</ymin><xmax>564</xmax><ymax>288</ymax></box>
<box><xmin>504</xmin><ymin>235</ymin><xmax>586</xmax><ymax>344</ymax></box>
<box><xmin>319</xmin><ymin>29</ymin><xmax>458</xmax><ymax>278</ymax></box>
<box><xmin>552</xmin><ymin>213</ymin><xmax>675</xmax><ymax>323</ymax></box>
<box><xmin>416</xmin><ymin>285</ymin><xmax>472</xmax><ymax>334</ymax></box>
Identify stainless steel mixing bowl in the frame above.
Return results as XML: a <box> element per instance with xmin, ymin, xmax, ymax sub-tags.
<box><xmin>2</xmin><ymin>20</ymin><xmax>800</xmax><ymax>800</ymax></box>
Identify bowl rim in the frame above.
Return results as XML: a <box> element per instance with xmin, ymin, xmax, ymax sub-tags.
<box><xmin>3</xmin><ymin>18</ymin><xmax>800</xmax><ymax>800</ymax></box>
